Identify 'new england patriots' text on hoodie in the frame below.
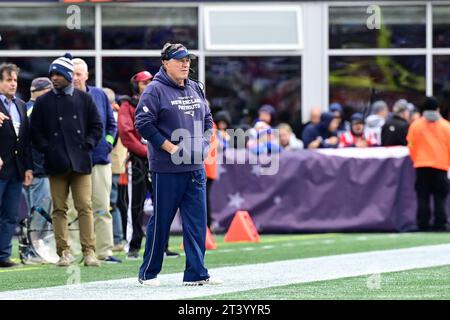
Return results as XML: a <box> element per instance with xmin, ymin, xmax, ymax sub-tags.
<box><xmin>135</xmin><ymin>66</ymin><xmax>213</xmax><ymax>173</ymax></box>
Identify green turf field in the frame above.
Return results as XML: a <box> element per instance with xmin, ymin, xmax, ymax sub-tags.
<box><xmin>203</xmin><ymin>264</ymin><xmax>450</xmax><ymax>300</ymax></box>
<box><xmin>1</xmin><ymin>232</ymin><xmax>450</xmax><ymax>299</ymax></box>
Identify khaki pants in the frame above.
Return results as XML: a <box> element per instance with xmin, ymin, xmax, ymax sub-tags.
<box><xmin>49</xmin><ymin>172</ymin><xmax>96</xmax><ymax>257</ymax></box>
<box><xmin>91</xmin><ymin>164</ymin><xmax>114</xmax><ymax>259</ymax></box>
<box><xmin>67</xmin><ymin>164</ymin><xmax>114</xmax><ymax>259</ymax></box>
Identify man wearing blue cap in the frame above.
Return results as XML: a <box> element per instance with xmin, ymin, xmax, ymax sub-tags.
<box><xmin>25</xmin><ymin>77</ymin><xmax>53</xmax><ymax>215</ymax></box>
<box><xmin>339</xmin><ymin>113</ymin><xmax>377</xmax><ymax>148</ymax></box>
<box><xmin>257</xmin><ymin>104</ymin><xmax>276</xmax><ymax>126</ymax></box>
<box><xmin>30</xmin><ymin>53</ymin><xmax>103</xmax><ymax>267</ymax></box>
<box><xmin>135</xmin><ymin>43</ymin><xmax>222</xmax><ymax>286</ymax></box>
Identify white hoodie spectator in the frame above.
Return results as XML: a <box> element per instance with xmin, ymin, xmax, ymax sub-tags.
<box><xmin>365</xmin><ymin>100</ymin><xmax>389</xmax><ymax>145</ymax></box>
<box><xmin>278</xmin><ymin>123</ymin><xmax>303</xmax><ymax>151</ymax></box>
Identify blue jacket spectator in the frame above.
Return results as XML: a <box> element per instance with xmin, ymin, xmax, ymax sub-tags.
<box><xmin>329</xmin><ymin>102</ymin><xmax>350</xmax><ymax>136</ymax></box>
<box><xmin>87</xmin><ymin>85</ymin><xmax>117</xmax><ymax>165</ymax></box>
<box><xmin>302</xmin><ymin>112</ymin><xmax>340</xmax><ymax>149</ymax></box>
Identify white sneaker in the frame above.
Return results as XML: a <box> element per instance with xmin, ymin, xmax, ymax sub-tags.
<box><xmin>183</xmin><ymin>277</ymin><xmax>224</xmax><ymax>286</ymax></box>
<box><xmin>56</xmin><ymin>250</ymin><xmax>75</xmax><ymax>267</ymax></box>
<box><xmin>138</xmin><ymin>278</ymin><xmax>161</xmax><ymax>287</ymax></box>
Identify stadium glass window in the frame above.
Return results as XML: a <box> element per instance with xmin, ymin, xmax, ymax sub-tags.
<box><xmin>0</xmin><ymin>57</ymin><xmax>95</xmax><ymax>102</ymax></box>
<box><xmin>204</xmin><ymin>6</ymin><xmax>302</xmax><ymax>50</ymax></box>
<box><xmin>205</xmin><ymin>56</ymin><xmax>301</xmax><ymax>130</ymax></box>
<box><xmin>433</xmin><ymin>55</ymin><xmax>450</xmax><ymax>97</ymax></box>
<box><xmin>329</xmin><ymin>6</ymin><xmax>426</xmax><ymax>49</ymax></box>
<box><xmin>0</xmin><ymin>6</ymin><xmax>94</xmax><ymax>50</ymax></box>
<box><xmin>433</xmin><ymin>6</ymin><xmax>450</xmax><ymax>48</ymax></box>
<box><xmin>329</xmin><ymin>55</ymin><xmax>425</xmax><ymax>111</ymax></box>
<box><xmin>102</xmin><ymin>6</ymin><xmax>198</xmax><ymax>50</ymax></box>
<box><xmin>102</xmin><ymin>57</ymin><xmax>198</xmax><ymax>96</ymax></box>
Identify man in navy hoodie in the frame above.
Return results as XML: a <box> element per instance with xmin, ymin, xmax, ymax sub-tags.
<box><xmin>135</xmin><ymin>43</ymin><xmax>222</xmax><ymax>286</ymax></box>
<box><xmin>302</xmin><ymin>112</ymin><xmax>340</xmax><ymax>149</ymax></box>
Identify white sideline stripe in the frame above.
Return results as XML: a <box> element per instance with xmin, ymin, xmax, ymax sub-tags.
<box><xmin>2</xmin><ymin>243</ymin><xmax>450</xmax><ymax>300</ymax></box>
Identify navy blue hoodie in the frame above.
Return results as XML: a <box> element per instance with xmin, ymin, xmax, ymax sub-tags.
<box><xmin>135</xmin><ymin>66</ymin><xmax>213</xmax><ymax>173</ymax></box>
<box><xmin>302</xmin><ymin>112</ymin><xmax>338</xmax><ymax>148</ymax></box>
<box><xmin>87</xmin><ymin>85</ymin><xmax>117</xmax><ymax>165</ymax></box>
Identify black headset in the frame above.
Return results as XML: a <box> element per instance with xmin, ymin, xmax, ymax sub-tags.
<box><xmin>160</xmin><ymin>43</ymin><xmax>204</xmax><ymax>94</ymax></box>
<box><xmin>161</xmin><ymin>43</ymin><xmax>185</xmax><ymax>61</ymax></box>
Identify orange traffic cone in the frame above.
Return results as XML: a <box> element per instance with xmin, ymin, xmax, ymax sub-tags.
<box><xmin>180</xmin><ymin>227</ymin><xmax>217</xmax><ymax>250</ymax></box>
<box><xmin>224</xmin><ymin>211</ymin><xmax>260</xmax><ymax>242</ymax></box>
<box><xmin>205</xmin><ymin>227</ymin><xmax>217</xmax><ymax>250</ymax></box>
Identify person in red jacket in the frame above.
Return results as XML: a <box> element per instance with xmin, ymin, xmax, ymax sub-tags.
<box><xmin>407</xmin><ymin>96</ymin><xmax>450</xmax><ymax>231</ymax></box>
<box><xmin>118</xmin><ymin>71</ymin><xmax>179</xmax><ymax>259</ymax></box>
<box><xmin>339</xmin><ymin>113</ymin><xmax>377</xmax><ymax>148</ymax></box>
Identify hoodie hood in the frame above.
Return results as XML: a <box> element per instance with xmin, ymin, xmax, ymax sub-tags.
<box><xmin>423</xmin><ymin>110</ymin><xmax>441</xmax><ymax>122</ymax></box>
<box><xmin>329</xmin><ymin>102</ymin><xmax>343</xmax><ymax>115</ymax></box>
<box><xmin>365</xmin><ymin>114</ymin><xmax>385</xmax><ymax>128</ymax></box>
<box><xmin>135</xmin><ymin>65</ymin><xmax>213</xmax><ymax>173</ymax></box>
<box><xmin>215</xmin><ymin>110</ymin><xmax>232</xmax><ymax>127</ymax></box>
<box><xmin>318</xmin><ymin>112</ymin><xmax>335</xmax><ymax>132</ymax></box>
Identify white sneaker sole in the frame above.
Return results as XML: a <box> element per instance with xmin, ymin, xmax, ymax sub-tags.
<box><xmin>138</xmin><ymin>278</ymin><xmax>161</xmax><ymax>287</ymax></box>
<box><xmin>183</xmin><ymin>278</ymin><xmax>224</xmax><ymax>286</ymax></box>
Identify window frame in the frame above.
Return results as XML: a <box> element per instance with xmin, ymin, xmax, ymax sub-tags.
<box><xmin>327</xmin><ymin>1</ymin><xmax>433</xmax><ymax>105</ymax></box>
<box><xmin>204</xmin><ymin>5</ymin><xmax>303</xmax><ymax>51</ymax></box>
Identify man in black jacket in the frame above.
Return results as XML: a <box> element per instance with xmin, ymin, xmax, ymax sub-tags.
<box><xmin>0</xmin><ymin>63</ymin><xmax>33</xmax><ymax>268</ymax></box>
<box><xmin>30</xmin><ymin>53</ymin><xmax>103</xmax><ymax>267</ymax></box>
<box><xmin>381</xmin><ymin>99</ymin><xmax>410</xmax><ymax>146</ymax></box>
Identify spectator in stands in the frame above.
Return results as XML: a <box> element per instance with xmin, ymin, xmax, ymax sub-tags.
<box><xmin>278</xmin><ymin>123</ymin><xmax>303</xmax><ymax>151</ymax></box>
<box><xmin>214</xmin><ymin>110</ymin><xmax>231</xmax><ymax>151</ymax></box>
<box><xmin>407</xmin><ymin>96</ymin><xmax>450</xmax><ymax>232</ymax></box>
<box><xmin>329</xmin><ymin>102</ymin><xmax>350</xmax><ymax>136</ymax></box>
<box><xmin>256</xmin><ymin>104</ymin><xmax>276</xmax><ymax>126</ymax></box>
<box><xmin>299</xmin><ymin>106</ymin><xmax>321</xmax><ymax>138</ymax></box>
<box><xmin>72</xmin><ymin>58</ymin><xmax>120</xmax><ymax>264</ymax></box>
<box><xmin>381</xmin><ymin>99</ymin><xmax>410</xmax><ymax>146</ymax></box>
<box><xmin>302</xmin><ymin>112</ymin><xmax>340</xmax><ymax>149</ymax></box>
<box><xmin>339</xmin><ymin>113</ymin><xmax>377</xmax><ymax>148</ymax></box>
<box><xmin>408</xmin><ymin>103</ymin><xmax>421</xmax><ymax>123</ymax></box>
<box><xmin>248</xmin><ymin>121</ymin><xmax>282</xmax><ymax>154</ymax></box>
<box><xmin>365</xmin><ymin>100</ymin><xmax>389</xmax><ymax>145</ymax></box>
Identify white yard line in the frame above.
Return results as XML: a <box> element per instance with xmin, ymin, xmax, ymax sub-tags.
<box><xmin>2</xmin><ymin>243</ymin><xmax>450</xmax><ymax>300</ymax></box>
